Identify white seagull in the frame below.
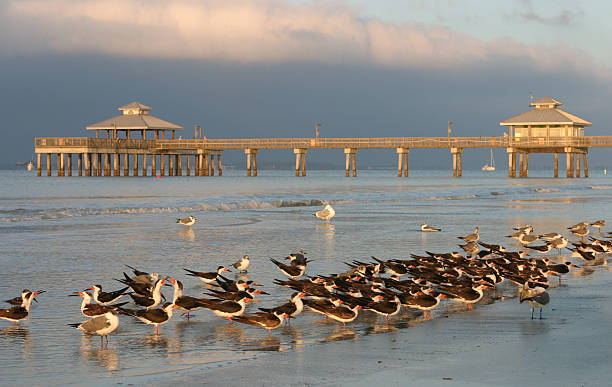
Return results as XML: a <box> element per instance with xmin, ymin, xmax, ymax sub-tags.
<box><xmin>314</xmin><ymin>204</ymin><xmax>335</xmax><ymax>221</ymax></box>
<box><xmin>421</xmin><ymin>223</ymin><xmax>441</xmax><ymax>232</ymax></box>
<box><xmin>177</xmin><ymin>216</ymin><xmax>197</xmax><ymax>226</ymax></box>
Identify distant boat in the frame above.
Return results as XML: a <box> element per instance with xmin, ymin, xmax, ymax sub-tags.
<box><xmin>27</xmin><ymin>161</ymin><xmax>33</xmax><ymax>171</ymax></box>
<box><xmin>482</xmin><ymin>149</ymin><xmax>495</xmax><ymax>171</ymax></box>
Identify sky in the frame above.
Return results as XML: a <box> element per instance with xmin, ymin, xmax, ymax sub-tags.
<box><xmin>1</xmin><ymin>0</ymin><xmax>611</xmax><ymax>169</ymax></box>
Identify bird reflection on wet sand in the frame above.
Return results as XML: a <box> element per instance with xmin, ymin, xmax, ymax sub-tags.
<box><xmin>79</xmin><ymin>335</ymin><xmax>119</xmax><ymax>371</ymax></box>
<box><xmin>240</xmin><ymin>336</ymin><xmax>282</xmax><ymax>352</ymax></box>
<box><xmin>321</xmin><ymin>327</ymin><xmax>357</xmax><ymax>343</ymax></box>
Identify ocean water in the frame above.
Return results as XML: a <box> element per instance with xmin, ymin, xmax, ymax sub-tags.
<box><xmin>1</xmin><ymin>168</ymin><xmax>611</xmax><ymax>385</ymax></box>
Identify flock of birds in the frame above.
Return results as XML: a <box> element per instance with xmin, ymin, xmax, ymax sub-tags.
<box><xmin>1</xmin><ymin>215</ymin><xmax>609</xmax><ymax>347</ymax></box>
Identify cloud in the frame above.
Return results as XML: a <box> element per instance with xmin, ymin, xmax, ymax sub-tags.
<box><xmin>0</xmin><ymin>0</ymin><xmax>602</xmax><ymax>76</ymax></box>
<box><xmin>515</xmin><ymin>0</ymin><xmax>584</xmax><ymax>25</ymax></box>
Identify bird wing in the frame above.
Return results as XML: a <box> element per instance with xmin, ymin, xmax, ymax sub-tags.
<box><xmin>79</xmin><ymin>315</ymin><xmax>111</xmax><ymax>332</ymax></box>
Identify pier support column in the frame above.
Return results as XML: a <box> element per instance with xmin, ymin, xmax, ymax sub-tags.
<box><xmin>209</xmin><ymin>154</ymin><xmax>215</xmax><ymax>176</ymax></box>
<box><xmin>169</xmin><ymin>155</ymin><xmax>174</xmax><ymax>176</ymax></box>
<box><xmin>524</xmin><ymin>153</ymin><xmax>529</xmax><ymax>177</ymax></box>
<box><xmin>583</xmin><ymin>153</ymin><xmax>589</xmax><ymax>177</ymax></box>
<box><xmin>142</xmin><ymin>154</ymin><xmax>148</xmax><ymax>176</ymax></box>
<box><xmin>565</xmin><ymin>150</ymin><xmax>574</xmax><ymax>178</ymax></box>
<box><xmin>37</xmin><ymin>153</ymin><xmax>42</xmax><ymax>176</ymax></box>
<box><xmin>576</xmin><ymin>153</ymin><xmax>581</xmax><ymax>178</ymax></box>
<box><xmin>77</xmin><ymin>154</ymin><xmax>82</xmax><ymax>176</ymax></box>
<box><xmin>451</xmin><ymin>148</ymin><xmax>462</xmax><ymax>177</ymax></box>
<box><xmin>554</xmin><ymin>153</ymin><xmax>558</xmax><ymax>178</ymax></box>
<box><xmin>113</xmin><ymin>154</ymin><xmax>120</xmax><ymax>176</ymax></box>
<box><xmin>160</xmin><ymin>154</ymin><xmax>165</xmax><ymax>176</ymax></box>
<box><xmin>185</xmin><ymin>155</ymin><xmax>190</xmax><ymax>176</ymax></box>
<box><xmin>176</xmin><ymin>155</ymin><xmax>182</xmax><ymax>176</ymax></box>
<box><xmin>152</xmin><ymin>154</ymin><xmax>157</xmax><ymax>176</ymax></box>
<box><xmin>217</xmin><ymin>153</ymin><xmax>223</xmax><ymax>176</ymax></box>
<box><xmin>67</xmin><ymin>154</ymin><xmax>72</xmax><ymax>176</ymax></box>
<box><xmin>519</xmin><ymin>152</ymin><xmax>524</xmax><ymax>177</ymax></box>
<box><xmin>507</xmin><ymin>149</ymin><xmax>516</xmax><ymax>178</ymax></box>
<box><xmin>84</xmin><ymin>153</ymin><xmax>91</xmax><ymax>177</ymax></box>
<box><xmin>92</xmin><ymin>154</ymin><xmax>98</xmax><ymax>177</ymax></box>
<box><xmin>194</xmin><ymin>155</ymin><xmax>199</xmax><ymax>176</ymax></box>
<box><xmin>47</xmin><ymin>154</ymin><xmax>52</xmax><ymax>176</ymax></box>
<box><xmin>396</xmin><ymin>148</ymin><xmax>409</xmax><ymax>177</ymax></box>
<box><xmin>344</xmin><ymin>148</ymin><xmax>357</xmax><ymax>177</ymax></box>
<box><xmin>58</xmin><ymin>153</ymin><xmax>64</xmax><ymax>176</ymax></box>
<box><xmin>133</xmin><ymin>154</ymin><xmax>139</xmax><ymax>177</ymax></box>
<box><xmin>203</xmin><ymin>153</ymin><xmax>209</xmax><ymax>176</ymax></box>
<box><xmin>123</xmin><ymin>154</ymin><xmax>129</xmax><ymax>176</ymax></box>
<box><xmin>105</xmin><ymin>154</ymin><xmax>111</xmax><ymax>176</ymax></box>
<box><xmin>294</xmin><ymin>148</ymin><xmax>307</xmax><ymax>177</ymax></box>
<box><xmin>245</xmin><ymin>149</ymin><xmax>258</xmax><ymax>177</ymax></box>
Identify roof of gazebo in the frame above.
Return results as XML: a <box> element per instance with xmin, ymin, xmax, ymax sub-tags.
<box><xmin>86</xmin><ymin>102</ymin><xmax>183</xmax><ymax>130</ymax></box>
<box><xmin>500</xmin><ymin>97</ymin><xmax>591</xmax><ymax>127</ymax></box>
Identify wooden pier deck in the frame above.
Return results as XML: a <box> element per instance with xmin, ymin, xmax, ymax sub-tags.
<box><xmin>35</xmin><ymin>135</ymin><xmax>612</xmax><ymax>178</ymax></box>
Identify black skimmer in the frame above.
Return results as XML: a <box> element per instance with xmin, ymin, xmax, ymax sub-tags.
<box><xmin>168</xmin><ymin>278</ymin><xmax>209</xmax><ymax>318</ymax></box>
<box><xmin>70</xmin><ymin>291</ymin><xmax>126</xmax><ymax>317</ymax></box>
<box><xmin>359</xmin><ymin>293</ymin><xmax>401</xmax><ymax>322</ymax></box>
<box><xmin>4</xmin><ymin>289</ymin><xmax>44</xmax><ymax>306</ymax></box>
<box><xmin>543</xmin><ymin>260</ymin><xmax>577</xmax><ymax>283</ymax></box>
<box><xmin>270</xmin><ymin>258</ymin><xmax>306</xmax><ymax>279</ymax></box>
<box><xmin>590</xmin><ymin>220</ymin><xmax>606</xmax><ymax>234</ymax></box>
<box><xmin>127</xmin><ymin>278</ymin><xmax>165</xmax><ymax>309</ymax></box>
<box><xmin>87</xmin><ymin>285</ymin><xmax>129</xmax><ymax>305</ymax></box>
<box><xmin>115</xmin><ymin>272</ymin><xmax>161</xmax><ymax>297</ymax></box>
<box><xmin>514</xmin><ymin>225</ymin><xmax>534</xmax><ymax>234</ymax></box>
<box><xmin>526</xmin><ymin>242</ymin><xmax>553</xmax><ymax>255</ymax></box>
<box><xmin>314</xmin><ymin>204</ymin><xmax>335</xmax><ymax>221</ymax></box>
<box><xmin>438</xmin><ymin>282</ymin><xmax>487</xmax><ymax>311</ymax></box>
<box><xmin>215</xmin><ymin>274</ymin><xmax>261</xmax><ymax>292</ymax></box>
<box><xmin>458</xmin><ymin>227</ymin><xmax>479</xmax><ymax>243</ymax></box>
<box><xmin>68</xmin><ymin>311</ymin><xmax>119</xmax><ymax>345</ymax></box>
<box><xmin>177</xmin><ymin>215</ymin><xmax>197</xmax><ymax>226</ymax></box>
<box><xmin>323</xmin><ymin>302</ymin><xmax>361</xmax><ymax>327</ymax></box>
<box><xmin>421</xmin><ymin>223</ymin><xmax>441</xmax><ymax>232</ymax></box>
<box><xmin>123</xmin><ymin>265</ymin><xmax>161</xmax><ymax>285</ymax></box>
<box><xmin>303</xmin><ymin>297</ymin><xmax>343</xmax><ymax>319</ymax></box>
<box><xmin>258</xmin><ymin>292</ymin><xmax>305</xmax><ymax>325</ymax></box>
<box><xmin>198</xmin><ymin>291</ymin><xmax>253</xmax><ymax>322</ymax></box>
<box><xmin>120</xmin><ymin>302</ymin><xmax>176</xmax><ymax>334</ymax></box>
<box><xmin>184</xmin><ymin>266</ymin><xmax>230</xmax><ymax>284</ymax></box>
<box><xmin>205</xmin><ymin>287</ymin><xmax>268</xmax><ymax>301</ymax></box>
<box><xmin>0</xmin><ymin>290</ymin><xmax>41</xmax><ymax>325</ymax></box>
<box><xmin>231</xmin><ymin>255</ymin><xmax>250</xmax><ymax>272</ymax></box>
<box><xmin>519</xmin><ymin>284</ymin><xmax>550</xmax><ymax>319</ymax></box>
<box><xmin>234</xmin><ymin>310</ymin><xmax>286</xmax><ymax>335</ymax></box>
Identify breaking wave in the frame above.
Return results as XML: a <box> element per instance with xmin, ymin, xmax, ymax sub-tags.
<box><xmin>0</xmin><ymin>199</ymin><xmax>331</xmax><ymax>223</ymax></box>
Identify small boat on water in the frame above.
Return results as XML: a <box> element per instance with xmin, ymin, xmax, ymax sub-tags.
<box><xmin>27</xmin><ymin>161</ymin><xmax>33</xmax><ymax>171</ymax></box>
<box><xmin>482</xmin><ymin>149</ymin><xmax>495</xmax><ymax>171</ymax></box>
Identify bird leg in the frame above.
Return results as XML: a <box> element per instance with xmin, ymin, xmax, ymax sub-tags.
<box><xmin>539</xmin><ymin>308</ymin><xmax>543</xmax><ymax>319</ymax></box>
<box><xmin>155</xmin><ymin>325</ymin><xmax>159</xmax><ymax>334</ymax></box>
<box><xmin>531</xmin><ymin>308</ymin><xmax>534</xmax><ymax>319</ymax></box>
<box><xmin>468</xmin><ymin>304</ymin><xmax>472</xmax><ymax>311</ymax></box>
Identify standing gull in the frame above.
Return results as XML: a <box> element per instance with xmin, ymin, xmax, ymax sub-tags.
<box><xmin>68</xmin><ymin>311</ymin><xmax>119</xmax><ymax>346</ymax></box>
<box><xmin>314</xmin><ymin>204</ymin><xmax>335</xmax><ymax>221</ymax></box>
<box><xmin>231</xmin><ymin>255</ymin><xmax>250</xmax><ymax>273</ymax></box>
<box><xmin>520</xmin><ymin>284</ymin><xmax>550</xmax><ymax>319</ymax></box>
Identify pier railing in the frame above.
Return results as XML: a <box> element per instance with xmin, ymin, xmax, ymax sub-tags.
<box><xmin>35</xmin><ymin>136</ymin><xmax>612</xmax><ymax>151</ymax></box>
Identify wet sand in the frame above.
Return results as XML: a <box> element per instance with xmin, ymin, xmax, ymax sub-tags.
<box><xmin>155</xmin><ymin>265</ymin><xmax>612</xmax><ymax>386</ymax></box>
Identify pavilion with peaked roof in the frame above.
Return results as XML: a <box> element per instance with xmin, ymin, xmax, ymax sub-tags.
<box><xmin>500</xmin><ymin>97</ymin><xmax>592</xmax><ymax>178</ymax></box>
<box><xmin>86</xmin><ymin>102</ymin><xmax>183</xmax><ymax>140</ymax></box>
<box><xmin>500</xmin><ymin>97</ymin><xmax>591</xmax><ymax>139</ymax></box>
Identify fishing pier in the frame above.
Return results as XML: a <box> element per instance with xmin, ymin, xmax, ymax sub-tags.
<box><xmin>34</xmin><ymin>98</ymin><xmax>608</xmax><ymax>178</ymax></box>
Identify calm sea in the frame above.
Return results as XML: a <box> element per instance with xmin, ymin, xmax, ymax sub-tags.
<box><xmin>1</xmin><ymin>168</ymin><xmax>611</xmax><ymax>385</ymax></box>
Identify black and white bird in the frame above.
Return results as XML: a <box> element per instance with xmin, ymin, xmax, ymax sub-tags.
<box><xmin>0</xmin><ymin>290</ymin><xmax>42</xmax><ymax>325</ymax></box>
<box><xmin>120</xmin><ymin>302</ymin><xmax>176</xmax><ymax>334</ymax></box>
<box><xmin>177</xmin><ymin>216</ymin><xmax>197</xmax><ymax>226</ymax></box>
<box><xmin>270</xmin><ymin>258</ymin><xmax>307</xmax><ymax>279</ymax></box>
<box><xmin>184</xmin><ymin>266</ymin><xmax>231</xmax><ymax>284</ymax></box>
<box><xmin>87</xmin><ymin>285</ymin><xmax>129</xmax><ymax>305</ymax></box>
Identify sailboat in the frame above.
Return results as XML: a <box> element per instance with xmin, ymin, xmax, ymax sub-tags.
<box><xmin>482</xmin><ymin>149</ymin><xmax>495</xmax><ymax>171</ymax></box>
